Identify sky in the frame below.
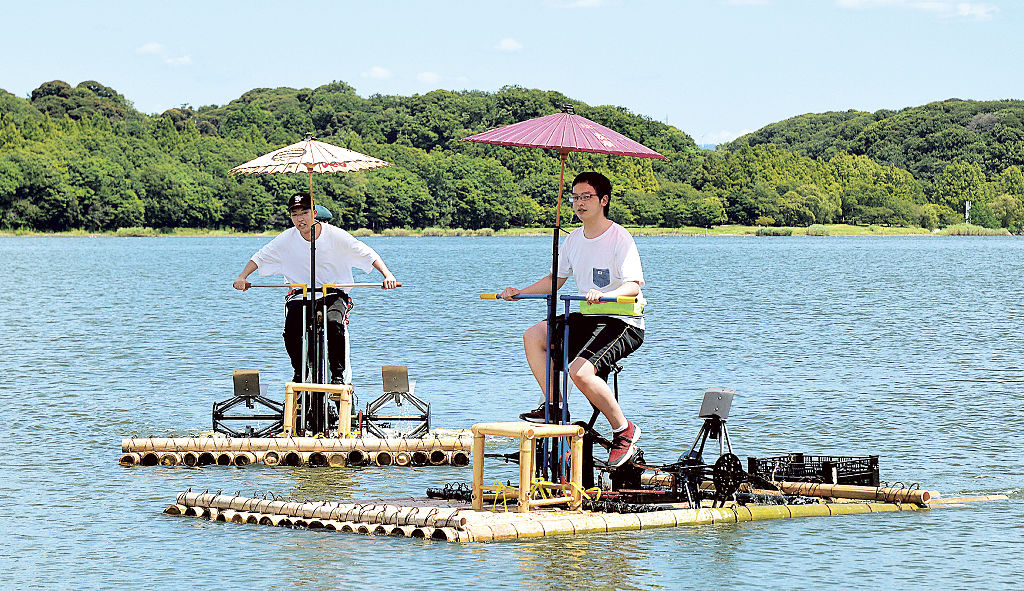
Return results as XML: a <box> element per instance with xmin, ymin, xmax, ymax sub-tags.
<box><xmin>1</xmin><ymin>0</ymin><xmax>1020</xmax><ymax>145</ymax></box>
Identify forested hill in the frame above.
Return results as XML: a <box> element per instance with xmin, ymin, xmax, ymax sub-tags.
<box><xmin>2</xmin><ymin>81</ymin><xmax>1023</xmax><ymax>233</ymax></box>
<box><xmin>723</xmin><ymin>99</ymin><xmax>1024</xmax><ymax>188</ymax></box>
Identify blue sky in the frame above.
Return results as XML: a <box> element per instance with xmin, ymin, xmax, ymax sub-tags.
<box><xmin>2</xmin><ymin>0</ymin><xmax>1019</xmax><ymax>144</ymax></box>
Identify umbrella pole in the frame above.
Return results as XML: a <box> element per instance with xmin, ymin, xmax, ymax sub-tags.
<box><xmin>307</xmin><ymin>165</ymin><xmax>326</xmax><ymax>434</ymax></box>
<box><xmin>543</xmin><ymin>151</ymin><xmax>569</xmax><ymax>480</ymax></box>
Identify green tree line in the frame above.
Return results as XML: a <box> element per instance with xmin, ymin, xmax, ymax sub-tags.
<box><xmin>2</xmin><ymin>81</ymin><xmax>1022</xmax><ymax>232</ymax></box>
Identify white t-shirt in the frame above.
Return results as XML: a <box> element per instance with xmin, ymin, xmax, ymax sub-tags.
<box><xmin>557</xmin><ymin>222</ymin><xmax>646</xmax><ymax>329</ymax></box>
<box><xmin>251</xmin><ymin>223</ymin><xmax>379</xmax><ymax>294</ymax></box>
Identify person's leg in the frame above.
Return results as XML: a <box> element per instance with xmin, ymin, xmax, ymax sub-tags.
<box><xmin>568</xmin><ymin>357</ymin><xmax>626</xmax><ymax>430</ymax></box>
<box><xmin>567</xmin><ymin>317</ymin><xmax>644</xmax><ymax>466</ymax></box>
<box><xmin>283</xmin><ymin>300</ymin><xmax>305</xmax><ymax>382</ymax></box>
<box><xmin>524</xmin><ymin>320</ymin><xmax>553</xmax><ymax>398</ymax></box>
<box><xmin>325</xmin><ymin>295</ymin><xmax>349</xmax><ymax>384</ymax></box>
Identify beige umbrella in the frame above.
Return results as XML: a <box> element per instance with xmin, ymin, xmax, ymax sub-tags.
<box><xmin>229</xmin><ymin>133</ymin><xmax>391</xmax><ymax>196</ymax></box>
<box><xmin>228</xmin><ymin>134</ymin><xmax>391</xmax><ymax>434</ymax></box>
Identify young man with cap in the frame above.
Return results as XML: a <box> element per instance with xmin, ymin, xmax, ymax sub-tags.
<box><xmin>233</xmin><ymin>193</ymin><xmax>398</xmax><ymax>384</ymax></box>
<box><xmin>500</xmin><ymin>172</ymin><xmax>646</xmax><ymax>468</ymax></box>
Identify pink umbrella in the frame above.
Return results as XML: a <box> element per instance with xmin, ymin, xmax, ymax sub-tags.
<box><xmin>463</xmin><ymin>108</ymin><xmax>667</xmax><ymax>159</ymax></box>
<box><xmin>463</xmin><ymin>104</ymin><xmax>666</xmax><ymax>230</ymax></box>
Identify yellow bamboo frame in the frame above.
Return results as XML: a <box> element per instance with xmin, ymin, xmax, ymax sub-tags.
<box><xmin>471</xmin><ymin>421</ymin><xmax>584</xmax><ymax>513</ymax></box>
<box><xmin>283</xmin><ymin>382</ymin><xmax>353</xmax><ymax>437</ymax></box>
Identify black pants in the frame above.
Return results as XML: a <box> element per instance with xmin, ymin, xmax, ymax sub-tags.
<box><xmin>283</xmin><ymin>293</ymin><xmax>351</xmax><ymax>382</ymax></box>
<box><xmin>552</xmin><ymin>313</ymin><xmax>644</xmax><ymax>380</ymax></box>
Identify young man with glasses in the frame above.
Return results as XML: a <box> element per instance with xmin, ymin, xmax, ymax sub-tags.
<box><xmin>233</xmin><ymin>193</ymin><xmax>398</xmax><ymax>385</ymax></box>
<box><xmin>500</xmin><ymin>172</ymin><xmax>646</xmax><ymax>468</ymax></box>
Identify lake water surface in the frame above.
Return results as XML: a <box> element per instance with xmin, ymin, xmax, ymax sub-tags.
<box><xmin>0</xmin><ymin>235</ymin><xmax>1020</xmax><ymax>590</ymax></box>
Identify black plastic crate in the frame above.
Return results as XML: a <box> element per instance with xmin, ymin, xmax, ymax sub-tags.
<box><xmin>747</xmin><ymin>453</ymin><xmax>879</xmax><ymax>487</ymax></box>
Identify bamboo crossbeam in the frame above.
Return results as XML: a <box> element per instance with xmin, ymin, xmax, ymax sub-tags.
<box><xmin>122</xmin><ymin>435</ymin><xmax>471</xmax><ymax>454</ymax></box>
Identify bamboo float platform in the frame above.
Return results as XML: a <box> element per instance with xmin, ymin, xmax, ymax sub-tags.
<box><xmin>164</xmin><ymin>486</ymin><xmax>1009</xmax><ymax>543</ymax></box>
<box><xmin>120</xmin><ymin>430</ymin><xmax>472</xmax><ymax>468</ymax></box>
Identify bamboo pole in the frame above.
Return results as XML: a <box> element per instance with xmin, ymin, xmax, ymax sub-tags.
<box><xmin>119</xmin><ymin>453</ymin><xmax>140</xmax><ymax>467</ymax></box>
<box><xmin>570</xmin><ymin>434</ymin><xmax>583</xmax><ymax>510</ymax></box>
<box><xmin>306</xmin><ymin>451</ymin><xmax>329</xmax><ymax>467</ymax></box>
<box><xmin>122</xmin><ymin>436</ymin><xmax>472</xmax><ymax>453</ymax></box>
<box><xmin>348</xmin><ymin>449</ymin><xmax>368</xmax><ymax>465</ymax></box>
<box><xmin>394</xmin><ymin>451</ymin><xmax>411</xmax><ymax>466</ymax></box>
<box><xmin>472</xmin><ymin>422</ymin><xmax>535</xmax><ymax>438</ymax></box>
<box><xmin>449</xmin><ymin>450</ymin><xmax>470</xmax><ymax>467</ymax></box>
<box><xmin>517</xmin><ymin>436</ymin><xmax>533</xmax><ymax>512</ymax></box>
<box><xmin>429</xmin><ymin>450</ymin><xmax>448</xmax><ymax>465</ymax></box>
<box><xmin>233</xmin><ymin>452</ymin><xmax>257</xmax><ymax>466</ymax></box>
<box><xmin>159</xmin><ymin>452</ymin><xmax>181</xmax><ymax>466</ymax></box>
<box><xmin>472</xmin><ymin>432</ymin><xmax>486</xmax><ymax>510</ymax></box>
<box><xmin>772</xmin><ymin>481</ymin><xmax>937</xmax><ymax>505</ymax></box>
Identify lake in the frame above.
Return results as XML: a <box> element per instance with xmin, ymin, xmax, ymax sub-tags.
<box><xmin>0</xmin><ymin>234</ymin><xmax>1020</xmax><ymax>590</ymax></box>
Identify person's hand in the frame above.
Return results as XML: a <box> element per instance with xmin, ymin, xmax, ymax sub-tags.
<box><xmin>585</xmin><ymin>288</ymin><xmax>604</xmax><ymax>304</ymax></box>
<box><xmin>233</xmin><ymin>278</ymin><xmax>251</xmax><ymax>291</ymax></box>
<box><xmin>381</xmin><ymin>274</ymin><xmax>398</xmax><ymax>290</ymax></box>
<box><xmin>500</xmin><ymin>287</ymin><xmax>521</xmax><ymax>301</ymax></box>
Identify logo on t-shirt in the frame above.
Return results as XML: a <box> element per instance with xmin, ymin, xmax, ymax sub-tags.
<box><xmin>593</xmin><ymin>268</ymin><xmax>611</xmax><ymax>288</ymax></box>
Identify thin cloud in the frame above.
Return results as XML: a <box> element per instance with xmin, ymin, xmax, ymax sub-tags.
<box><xmin>417</xmin><ymin>72</ymin><xmax>441</xmax><ymax>84</ymax></box>
<box><xmin>136</xmin><ymin>42</ymin><xmax>192</xmax><ymax>67</ymax></box>
<box><xmin>836</xmin><ymin>0</ymin><xmax>999</xmax><ymax>20</ymax></box>
<box><xmin>722</xmin><ymin>0</ymin><xmax>771</xmax><ymax>5</ymax></box>
<box><xmin>948</xmin><ymin>2</ymin><xmax>999</xmax><ymax>19</ymax></box>
<box><xmin>362</xmin><ymin>66</ymin><xmax>392</xmax><ymax>79</ymax></box>
<box><xmin>495</xmin><ymin>38</ymin><xmax>523</xmax><ymax>51</ymax></box>
<box><xmin>136</xmin><ymin>42</ymin><xmax>164</xmax><ymax>55</ymax></box>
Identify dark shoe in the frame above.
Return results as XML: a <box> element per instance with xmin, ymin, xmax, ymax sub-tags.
<box><xmin>291</xmin><ymin>374</ymin><xmax>302</xmax><ymax>383</ymax></box>
<box><xmin>519</xmin><ymin>403</ymin><xmax>569</xmax><ymax>424</ymax></box>
<box><xmin>330</xmin><ymin>376</ymin><xmax>346</xmax><ymax>385</ymax></box>
<box><xmin>607</xmin><ymin>421</ymin><xmax>641</xmax><ymax>468</ymax></box>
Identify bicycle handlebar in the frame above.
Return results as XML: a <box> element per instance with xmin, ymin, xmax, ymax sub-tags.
<box><xmin>480</xmin><ymin>293</ymin><xmax>637</xmax><ymax>303</ymax></box>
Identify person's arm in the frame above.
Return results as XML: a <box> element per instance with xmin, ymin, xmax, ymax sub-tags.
<box><xmin>233</xmin><ymin>260</ymin><xmax>258</xmax><ymax>291</ymax></box>
<box><xmin>372</xmin><ymin>258</ymin><xmax>398</xmax><ymax>289</ymax></box>
<box><xmin>585</xmin><ymin>281</ymin><xmax>639</xmax><ymax>304</ymax></box>
<box><xmin>500</xmin><ymin>274</ymin><xmax>568</xmax><ymax>301</ymax></box>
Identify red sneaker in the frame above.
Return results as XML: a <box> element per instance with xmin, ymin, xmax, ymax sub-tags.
<box><xmin>607</xmin><ymin>421</ymin><xmax>641</xmax><ymax>467</ymax></box>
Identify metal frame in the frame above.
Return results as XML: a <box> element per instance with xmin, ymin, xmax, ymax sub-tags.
<box><xmin>362</xmin><ymin>366</ymin><xmax>430</xmax><ymax>438</ymax></box>
<box><xmin>211</xmin><ymin>370</ymin><xmax>284</xmax><ymax>438</ymax></box>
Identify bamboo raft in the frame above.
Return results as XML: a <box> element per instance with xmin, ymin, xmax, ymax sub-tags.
<box><xmin>164</xmin><ymin>486</ymin><xmax>1008</xmax><ymax>543</ymax></box>
<box><xmin>120</xmin><ymin>432</ymin><xmax>472</xmax><ymax>468</ymax></box>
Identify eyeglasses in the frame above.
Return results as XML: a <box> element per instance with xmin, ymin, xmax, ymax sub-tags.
<box><xmin>569</xmin><ymin>193</ymin><xmax>600</xmax><ymax>204</ymax></box>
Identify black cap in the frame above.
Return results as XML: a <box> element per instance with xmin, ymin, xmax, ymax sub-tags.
<box><xmin>288</xmin><ymin>193</ymin><xmax>311</xmax><ymax>211</ymax></box>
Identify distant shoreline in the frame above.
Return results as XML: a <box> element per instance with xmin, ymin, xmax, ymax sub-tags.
<box><xmin>0</xmin><ymin>223</ymin><xmax>1011</xmax><ymax>238</ymax></box>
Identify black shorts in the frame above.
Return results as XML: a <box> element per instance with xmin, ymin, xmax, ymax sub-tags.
<box><xmin>554</xmin><ymin>313</ymin><xmax>644</xmax><ymax>378</ymax></box>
